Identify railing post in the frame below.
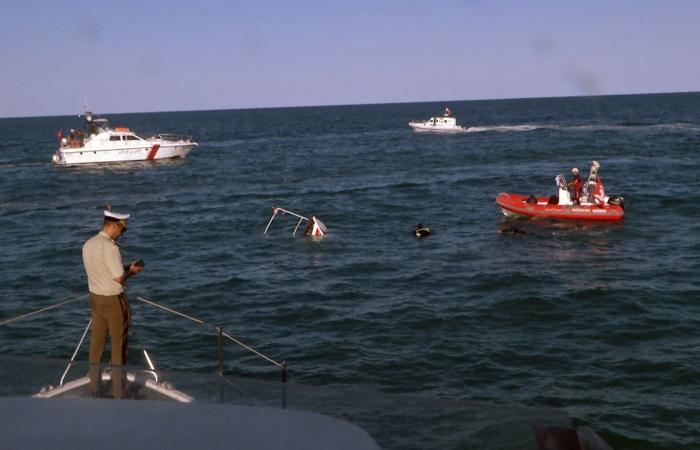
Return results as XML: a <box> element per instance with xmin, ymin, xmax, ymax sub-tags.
<box><xmin>281</xmin><ymin>361</ymin><xmax>288</xmax><ymax>410</ymax></box>
<box><xmin>217</xmin><ymin>327</ymin><xmax>224</xmax><ymax>377</ymax></box>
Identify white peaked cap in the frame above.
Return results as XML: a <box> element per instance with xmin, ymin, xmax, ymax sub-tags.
<box><xmin>104</xmin><ymin>210</ymin><xmax>130</xmax><ymax>220</ymax></box>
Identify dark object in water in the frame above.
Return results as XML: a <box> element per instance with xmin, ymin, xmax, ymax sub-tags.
<box><xmin>527</xmin><ymin>194</ymin><xmax>538</xmax><ymax>204</ymax></box>
<box><xmin>414</xmin><ymin>224</ymin><xmax>432</xmax><ymax>238</ymax></box>
<box><xmin>608</xmin><ymin>195</ymin><xmax>625</xmax><ymax>210</ymax></box>
<box><xmin>499</xmin><ymin>226</ymin><xmax>526</xmax><ymax>235</ymax></box>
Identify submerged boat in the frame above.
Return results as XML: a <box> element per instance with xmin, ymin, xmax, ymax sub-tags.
<box><xmin>52</xmin><ymin>111</ymin><xmax>198</xmax><ymax>165</ymax></box>
<box><xmin>408</xmin><ymin>107</ymin><xmax>467</xmax><ymax>132</ymax></box>
<box><xmin>263</xmin><ymin>206</ymin><xmax>328</xmax><ymax>237</ymax></box>
<box><xmin>496</xmin><ymin>161</ymin><xmax>625</xmax><ymax>221</ymax></box>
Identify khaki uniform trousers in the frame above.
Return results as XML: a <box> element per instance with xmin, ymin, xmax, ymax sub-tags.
<box><xmin>88</xmin><ymin>292</ymin><xmax>130</xmax><ymax>398</ymax></box>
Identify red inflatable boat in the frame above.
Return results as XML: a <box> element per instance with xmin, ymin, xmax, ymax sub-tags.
<box><xmin>496</xmin><ymin>161</ymin><xmax>625</xmax><ymax>222</ymax></box>
<box><xmin>495</xmin><ymin>192</ymin><xmax>624</xmax><ymax>221</ymax></box>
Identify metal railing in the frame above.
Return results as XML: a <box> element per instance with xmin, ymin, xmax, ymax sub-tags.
<box><xmin>1</xmin><ymin>293</ymin><xmax>288</xmax><ymax>384</ymax></box>
<box><xmin>136</xmin><ymin>296</ymin><xmax>288</xmax><ymax>381</ymax></box>
<box><xmin>149</xmin><ymin>134</ymin><xmax>196</xmax><ymax>143</ymax></box>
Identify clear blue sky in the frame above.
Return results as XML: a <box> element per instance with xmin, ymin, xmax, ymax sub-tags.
<box><xmin>1</xmin><ymin>0</ymin><xmax>698</xmax><ymax>117</ymax></box>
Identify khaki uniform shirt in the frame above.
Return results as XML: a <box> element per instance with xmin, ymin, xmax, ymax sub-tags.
<box><xmin>82</xmin><ymin>231</ymin><xmax>125</xmax><ymax>296</ymax></box>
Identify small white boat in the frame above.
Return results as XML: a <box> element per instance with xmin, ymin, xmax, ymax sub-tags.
<box><xmin>52</xmin><ymin>111</ymin><xmax>198</xmax><ymax>165</ymax></box>
<box><xmin>408</xmin><ymin>107</ymin><xmax>467</xmax><ymax>132</ymax></box>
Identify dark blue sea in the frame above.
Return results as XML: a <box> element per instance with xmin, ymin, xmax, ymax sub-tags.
<box><xmin>1</xmin><ymin>93</ymin><xmax>699</xmax><ymax>449</ymax></box>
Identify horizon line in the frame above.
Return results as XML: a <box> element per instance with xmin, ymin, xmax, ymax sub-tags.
<box><xmin>2</xmin><ymin>90</ymin><xmax>698</xmax><ymax>120</ymax></box>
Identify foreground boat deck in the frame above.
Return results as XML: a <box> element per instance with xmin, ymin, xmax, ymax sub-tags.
<box><xmin>3</xmin><ymin>397</ymin><xmax>380</xmax><ymax>450</ymax></box>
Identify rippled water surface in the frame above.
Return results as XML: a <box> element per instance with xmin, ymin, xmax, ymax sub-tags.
<box><xmin>1</xmin><ymin>93</ymin><xmax>700</xmax><ymax>449</ymax></box>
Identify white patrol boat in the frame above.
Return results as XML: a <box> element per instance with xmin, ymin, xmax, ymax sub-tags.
<box><xmin>52</xmin><ymin>111</ymin><xmax>198</xmax><ymax>165</ymax></box>
<box><xmin>408</xmin><ymin>107</ymin><xmax>467</xmax><ymax>132</ymax></box>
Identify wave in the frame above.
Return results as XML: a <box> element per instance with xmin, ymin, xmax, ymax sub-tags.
<box><xmin>465</xmin><ymin>124</ymin><xmax>542</xmax><ymax>133</ymax></box>
<box><xmin>0</xmin><ymin>161</ymin><xmax>48</xmax><ymax>169</ymax></box>
<box><xmin>464</xmin><ymin>121</ymin><xmax>700</xmax><ymax>134</ymax></box>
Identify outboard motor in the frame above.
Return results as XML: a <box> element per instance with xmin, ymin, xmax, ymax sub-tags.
<box><xmin>608</xmin><ymin>195</ymin><xmax>625</xmax><ymax>209</ymax></box>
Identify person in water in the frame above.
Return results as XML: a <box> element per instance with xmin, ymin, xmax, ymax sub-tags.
<box><xmin>499</xmin><ymin>226</ymin><xmax>526</xmax><ymax>235</ymax></box>
<box><xmin>567</xmin><ymin>167</ymin><xmax>582</xmax><ymax>203</ymax></box>
<box><xmin>414</xmin><ymin>224</ymin><xmax>431</xmax><ymax>237</ymax></box>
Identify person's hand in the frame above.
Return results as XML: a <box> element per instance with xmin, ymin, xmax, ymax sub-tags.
<box><xmin>129</xmin><ymin>261</ymin><xmax>144</xmax><ymax>275</ymax></box>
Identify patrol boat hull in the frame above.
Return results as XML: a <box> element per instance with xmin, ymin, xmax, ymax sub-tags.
<box><xmin>496</xmin><ymin>192</ymin><xmax>624</xmax><ymax>221</ymax></box>
<box><xmin>52</xmin><ymin>141</ymin><xmax>196</xmax><ymax>165</ymax></box>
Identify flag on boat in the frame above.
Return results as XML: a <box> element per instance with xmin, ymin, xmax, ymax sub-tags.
<box><xmin>593</xmin><ymin>177</ymin><xmax>606</xmax><ymax>205</ymax></box>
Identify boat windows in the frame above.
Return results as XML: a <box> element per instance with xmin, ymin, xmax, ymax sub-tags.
<box><xmin>109</xmin><ymin>135</ymin><xmax>123</xmax><ymax>141</ymax></box>
<box><xmin>126</xmin><ymin>135</ymin><xmax>141</xmax><ymax>141</ymax></box>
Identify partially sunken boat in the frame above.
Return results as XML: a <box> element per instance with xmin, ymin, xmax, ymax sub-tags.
<box><xmin>52</xmin><ymin>111</ymin><xmax>198</xmax><ymax>165</ymax></box>
<box><xmin>264</xmin><ymin>206</ymin><xmax>328</xmax><ymax>237</ymax></box>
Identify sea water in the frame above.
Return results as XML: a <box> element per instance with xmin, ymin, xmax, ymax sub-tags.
<box><xmin>1</xmin><ymin>93</ymin><xmax>699</xmax><ymax>449</ymax></box>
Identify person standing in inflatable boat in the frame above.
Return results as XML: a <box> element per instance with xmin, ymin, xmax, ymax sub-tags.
<box><xmin>567</xmin><ymin>168</ymin><xmax>582</xmax><ymax>203</ymax></box>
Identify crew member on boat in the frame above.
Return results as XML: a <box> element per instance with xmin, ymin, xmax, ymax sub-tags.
<box><xmin>567</xmin><ymin>168</ymin><xmax>582</xmax><ymax>203</ymax></box>
<box><xmin>82</xmin><ymin>207</ymin><xmax>143</xmax><ymax>398</ymax></box>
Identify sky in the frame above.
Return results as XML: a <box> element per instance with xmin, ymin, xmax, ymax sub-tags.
<box><xmin>1</xmin><ymin>0</ymin><xmax>699</xmax><ymax>117</ymax></box>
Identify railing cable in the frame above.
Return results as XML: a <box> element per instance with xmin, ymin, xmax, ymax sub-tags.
<box><xmin>1</xmin><ymin>293</ymin><xmax>288</xmax><ymax>381</ymax></box>
<box><xmin>0</xmin><ymin>294</ymin><xmax>89</xmax><ymax>327</ymax></box>
<box><xmin>136</xmin><ymin>296</ymin><xmax>287</xmax><ymax>375</ymax></box>
<box><xmin>136</xmin><ymin>296</ymin><xmax>204</xmax><ymax>324</ymax></box>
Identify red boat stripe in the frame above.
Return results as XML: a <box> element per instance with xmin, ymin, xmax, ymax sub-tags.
<box><xmin>147</xmin><ymin>144</ymin><xmax>160</xmax><ymax>160</ymax></box>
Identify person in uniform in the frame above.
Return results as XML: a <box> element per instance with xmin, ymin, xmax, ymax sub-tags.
<box><xmin>82</xmin><ymin>208</ymin><xmax>143</xmax><ymax>398</ymax></box>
